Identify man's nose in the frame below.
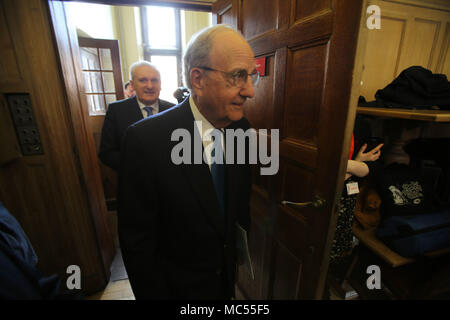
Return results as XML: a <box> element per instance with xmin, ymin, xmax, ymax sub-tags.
<box><xmin>240</xmin><ymin>77</ymin><xmax>255</xmax><ymax>98</ymax></box>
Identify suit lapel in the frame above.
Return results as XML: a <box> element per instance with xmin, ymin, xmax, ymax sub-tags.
<box><xmin>129</xmin><ymin>96</ymin><xmax>144</xmax><ymax>121</ymax></box>
<box><xmin>176</xmin><ymin>100</ymin><xmax>226</xmax><ymax>238</ymax></box>
<box><xmin>158</xmin><ymin>99</ymin><xmax>172</xmax><ymax>112</ymax></box>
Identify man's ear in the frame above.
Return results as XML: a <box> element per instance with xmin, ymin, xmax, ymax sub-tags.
<box><xmin>190</xmin><ymin>68</ymin><xmax>204</xmax><ymax>95</ymax></box>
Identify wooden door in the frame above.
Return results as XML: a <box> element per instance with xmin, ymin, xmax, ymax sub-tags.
<box><xmin>78</xmin><ymin>37</ymin><xmax>124</xmax><ymax>205</ymax></box>
<box><xmin>0</xmin><ymin>0</ymin><xmax>114</xmax><ymax>294</ymax></box>
<box><xmin>213</xmin><ymin>0</ymin><xmax>364</xmax><ymax>299</ymax></box>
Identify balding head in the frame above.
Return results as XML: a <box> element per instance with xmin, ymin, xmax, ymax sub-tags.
<box><xmin>183</xmin><ymin>24</ymin><xmax>256</xmax><ymax>128</ymax></box>
<box><xmin>183</xmin><ymin>24</ymin><xmax>247</xmax><ymax>89</ymax></box>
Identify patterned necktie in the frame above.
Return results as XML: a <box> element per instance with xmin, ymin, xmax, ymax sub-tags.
<box><xmin>143</xmin><ymin>106</ymin><xmax>153</xmax><ymax>117</ymax></box>
<box><xmin>211</xmin><ymin>129</ymin><xmax>226</xmax><ymax>216</ymax></box>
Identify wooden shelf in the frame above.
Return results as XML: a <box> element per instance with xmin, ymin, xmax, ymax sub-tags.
<box><xmin>357</xmin><ymin>107</ymin><xmax>450</xmax><ymax>122</ymax></box>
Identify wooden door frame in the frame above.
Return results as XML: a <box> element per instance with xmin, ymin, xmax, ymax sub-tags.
<box><xmin>78</xmin><ymin>37</ymin><xmax>125</xmax><ymax>104</ymax></box>
<box><xmin>47</xmin><ymin>1</ymin><xmax>213</xmax><ymax>278</ymax></box>
<box><xmin>49</xmin><ymin>0</ymin><xmax>368</xmax><ymax>299</ymax></box>
<box><xmin>48</xmin><ymin>0</ymin><xmax>115</xmax><ymax>280</ymax></box>
<box><xmin>47</xmin><ymin>0</ymin><xmax>213</xmax><ymax>207</ymax></box>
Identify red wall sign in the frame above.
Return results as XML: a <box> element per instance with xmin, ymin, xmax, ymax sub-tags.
<box><xmin>255</xmin><ymin>57</ymin><xmax>266</xmax><ymax>77</ymax></box>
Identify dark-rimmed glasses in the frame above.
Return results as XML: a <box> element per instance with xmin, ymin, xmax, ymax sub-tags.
<box><xmin>198</xmin><ymin>66</ymin><xmax>260</xmax><ymax>88</ymax></box>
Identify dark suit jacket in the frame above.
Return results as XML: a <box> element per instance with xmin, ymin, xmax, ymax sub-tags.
<box><xmin>98</xmin><ymin>96</ymin><xmax>174</xmax><ymax>171</ymax></box>
<box><xmin>117</xmin><ymin>98</ymin><xmax>252</xmax><ymax>299</ymax></box>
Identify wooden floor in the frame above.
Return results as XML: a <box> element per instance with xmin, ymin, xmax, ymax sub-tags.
<box><xmin>85</xmin><ymin>277</ymin><xmax>344</xmax><ymax>300</ymax></box>
<box><xmin>87</xmin><ymin>211</ymin><xmax>135</xmax><ymax>300</ymax></box>
<box><xmin>87</xmin><ymin>278</ymin><xmax>135</xmax><ymax>300</ymax></box>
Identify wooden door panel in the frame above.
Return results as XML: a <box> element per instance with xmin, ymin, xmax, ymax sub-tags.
<box><xmin>0</xmin><ymin>4</ymin><xmax>21</xmax><ymax>84</ymax></box>
<box><xmin>271</xmin><ymin>241</ymin><xmax>303</xmax><ymax>299</ymax></box>
<box><xmin>250</xmin><ymin>11</ymin><xmax>333</xmax><ymax>58</ymax></box>
<box><xmin>241</xmin><ymin>0</ymin><xmax>278</xmax><ymax>40</ymax></box>
<box><xmin>398</xmin><ymin>18</ymin><xmax>440</xmax><ymax>71</ymax></box>
<box><xmin>213</xmin><ymin>0</ymin><xmax>238</xmax><ymax>28</ymax></box>
<box><xmin>360</xmin><ymin>15</ymin><xmax>406</xmax><ymax>100</ymax></box>
<box><xmin>292</xmin><ymin>0</ymin><xmax>332</xmax><ymax>23</ymax></box>
<box><xmin>280</xmin><ymin>161</ymin><xmax>315</xmax><ymax>205</ymax></box>
<box><xmin>214</xmin><ymin>0</ymin><xmax>363</xmax><ymax>300</ymax></box>
<box><xmin>236</xmin><ymin>193</ymin><xmax>272</xmax><ymax>299</ymax></box>
<box><xmin>284</xmin><ymin>42</ymin><xmax>328</xmax><ymax>146</ymax></box>
<box><xmin>440</xmin><ymin>22</ymin><xmax>450</xmax><ymax>75</ymax></box>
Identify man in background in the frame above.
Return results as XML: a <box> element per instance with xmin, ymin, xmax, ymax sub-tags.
<box><xmin>99</xmin><ymin>61</ymin><xmax>175</xmax><ymax>171</ymax></box>
<box><xmin>123</xmin><ymin>81</ymin><xmax>135</xmax><ymax>98</ymax></box>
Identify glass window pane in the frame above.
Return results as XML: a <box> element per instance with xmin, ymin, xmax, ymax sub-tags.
<box><xmin>105</xmin><ymin>94</ymin><xmax>117</xmax><ymax>105</ymax></box>
<box><xmin>86</xmin><ymin>94</ymin><xmax>106</xmax><ymax>115</ymax></box>
<box><xmin>100</xmin><ymin>48</ymin><xmax>112</xmax><ymax>70</ymax></box>
<box><xmin>150</xmin><ymin>55</ymin><xmax>178</xmax><ymax>104</ymax></box>
<box><xmin>147</xmin><ymin>6</ymin><xmax>177</xmax><ymax>49</ymax></box>
<box><xmin>83</xmin><ymin>71</ymin><xmax>103</xmax><ymax>93</ymax></box>
<box><xmin>80</xmin><ymin>47</ymin><xmax>99</xmax><ymax>70</ymax></box>
<box><xmin>102</xmin><ymin>72</ymin><xmax>115</xmax><ymax>93</ymax></box>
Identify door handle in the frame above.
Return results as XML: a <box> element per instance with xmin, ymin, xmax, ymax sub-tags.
<box><xmin>281</xmin><ymin>195</ymin><xmax>326</xmax><ymax>209</ymax></box>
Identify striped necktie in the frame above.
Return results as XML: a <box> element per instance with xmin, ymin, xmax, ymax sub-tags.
<box><xmin>143</xmin><ymin>106</ymin><xmax>153</xmax><ymax>117</ymax></box>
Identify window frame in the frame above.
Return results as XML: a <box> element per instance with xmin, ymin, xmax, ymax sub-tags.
<box><xmin>140</xmin><ymin>5</ymin><xmax>183</xmax><ymax>88</ymax></box>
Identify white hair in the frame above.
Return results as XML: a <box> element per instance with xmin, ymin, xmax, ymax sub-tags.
<box><xmin>183</xmin><ymin>24</ymin><xmax>242</xmax><ymax>89</ymax></box>
<box><xmin>129</xmin><ymin>61</ymin><xmax>161</xmax><ymax>80</ymax></box>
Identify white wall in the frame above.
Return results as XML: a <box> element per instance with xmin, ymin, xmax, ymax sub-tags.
<box><xmin>66</xmin><ymin>2</ymin><xmax>118</xmax><ymax>40</ymax></box>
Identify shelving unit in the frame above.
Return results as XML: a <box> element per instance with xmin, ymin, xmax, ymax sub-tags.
<box><xmin>357</xmin><ymin>107</ymin><xmax>450</xmax><ymax>122</ymax></box>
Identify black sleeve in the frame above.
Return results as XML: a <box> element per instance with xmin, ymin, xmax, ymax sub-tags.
<box><xmin>117</xmin><ymin>126</ymin><xmax>169</xmax><ymax>299</ymax></box>
<box><xmin>98</xmin><ymin>105</ymin><xmax>121</xmax><ymax>171</ymax></box>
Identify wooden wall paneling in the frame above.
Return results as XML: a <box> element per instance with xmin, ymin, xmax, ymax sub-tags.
<box><xmin>291</xmin><ymin>0</ymin><xmax>332</xmax><ymax>24</ymax></box>
<box><xmin>0</xmin><ymin>0</ymin><xmax>93</xmax><ymax>279</ymax></box>
<box><xmin>360</xmin><ymin>0</ymin><xmax>450</xmax><ymax>101</ymax></box>
<box><xmin>0</xmin><ymin>0</ymin><xmax>113</xmax><ymax>294</ymax></box>
<box><xmin>397</xmin><ymin>18</ymin><xmax>441</xmax><ymax>73</ymax></box>
<box><xmin>212</xmin><ymin>0</ymin><xmax>239</xmax><ymax>29</ymax></box>
<box><xmin>0</xmin><ymin>96</ymin><xmax>21</xmax><ymax>166</ymax></box>
<box><xmin>241</xmin><ymin>0</ymin><xmax>278</xmax><ymax>40</ymax></box>
<box><xmin>436</xmin><ymin>22</ymin><xmax>450</xmax><ymax>75</ymax></box>
<box><xmin>360</xmin><ymin>5</ymin><xmax>408</xmax><ymax>100</ymax></box>
<box><xmin>0</xmin><ymin>5</ymin><xmax>21</xmax><ymax>87</ymax></box>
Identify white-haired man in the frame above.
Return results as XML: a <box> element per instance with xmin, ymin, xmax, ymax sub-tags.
<box><xmin>118</xmin><ymin>25</ymin><xmax>258</xmax><ymax>300</ymax></box>
<box><xmin>99</xmin><ymin>61</ymin><xmax>175</xmax><ymax>171</ymax></box>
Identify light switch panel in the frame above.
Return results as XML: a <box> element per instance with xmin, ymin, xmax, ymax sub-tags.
<box><xmin>6</xmin><ymin>94</ymin><xmax>44</xmax><ymax>155</ymax></box>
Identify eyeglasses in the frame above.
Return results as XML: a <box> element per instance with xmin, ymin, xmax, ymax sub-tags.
<box><xmin>198</xmin><ymin>66</ymin><xmax>260</xmax><ymax>88</ymax></box>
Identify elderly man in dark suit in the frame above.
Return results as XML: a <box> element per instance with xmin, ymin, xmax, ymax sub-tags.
<box><xmin>118</xmin><ymin>24</ymin><xmax>259</xmax><ymax>300</ymax></box>
<box><xmin>98</xmin><ymin>61</ymin><xmax>175</xmax><ymax>171</ymax></box>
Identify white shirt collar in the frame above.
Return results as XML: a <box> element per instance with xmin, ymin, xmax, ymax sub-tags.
<box><xmin>189</xmin><ymin>95</ymin><xmax>224</xmax><ymax>169</ymax></box>
<box><xmin>136</xmin><ymin>97</ymin><xmax>159</xmax><ymax>116</ymax></box>
<box><xmin>189</xmin><ymin>95</ymin><xmax>216</xmax><ymax>140</ymax></box>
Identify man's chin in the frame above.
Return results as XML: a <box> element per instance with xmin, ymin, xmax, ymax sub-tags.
<box><xmin>227</xmin><ymin>109</ymin><xmax>244</xmax><ymax>122</ymax></box>
<box><xmin>141</xmin><ymin>96</ymin><xmax>158</xmax><ymax>105</ymax></box>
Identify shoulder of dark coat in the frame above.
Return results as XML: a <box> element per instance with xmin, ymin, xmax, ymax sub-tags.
<box><xmin>108</xmin><ymin>96</ymin><xmax>137</xmax><ymax>111</ymax></box>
